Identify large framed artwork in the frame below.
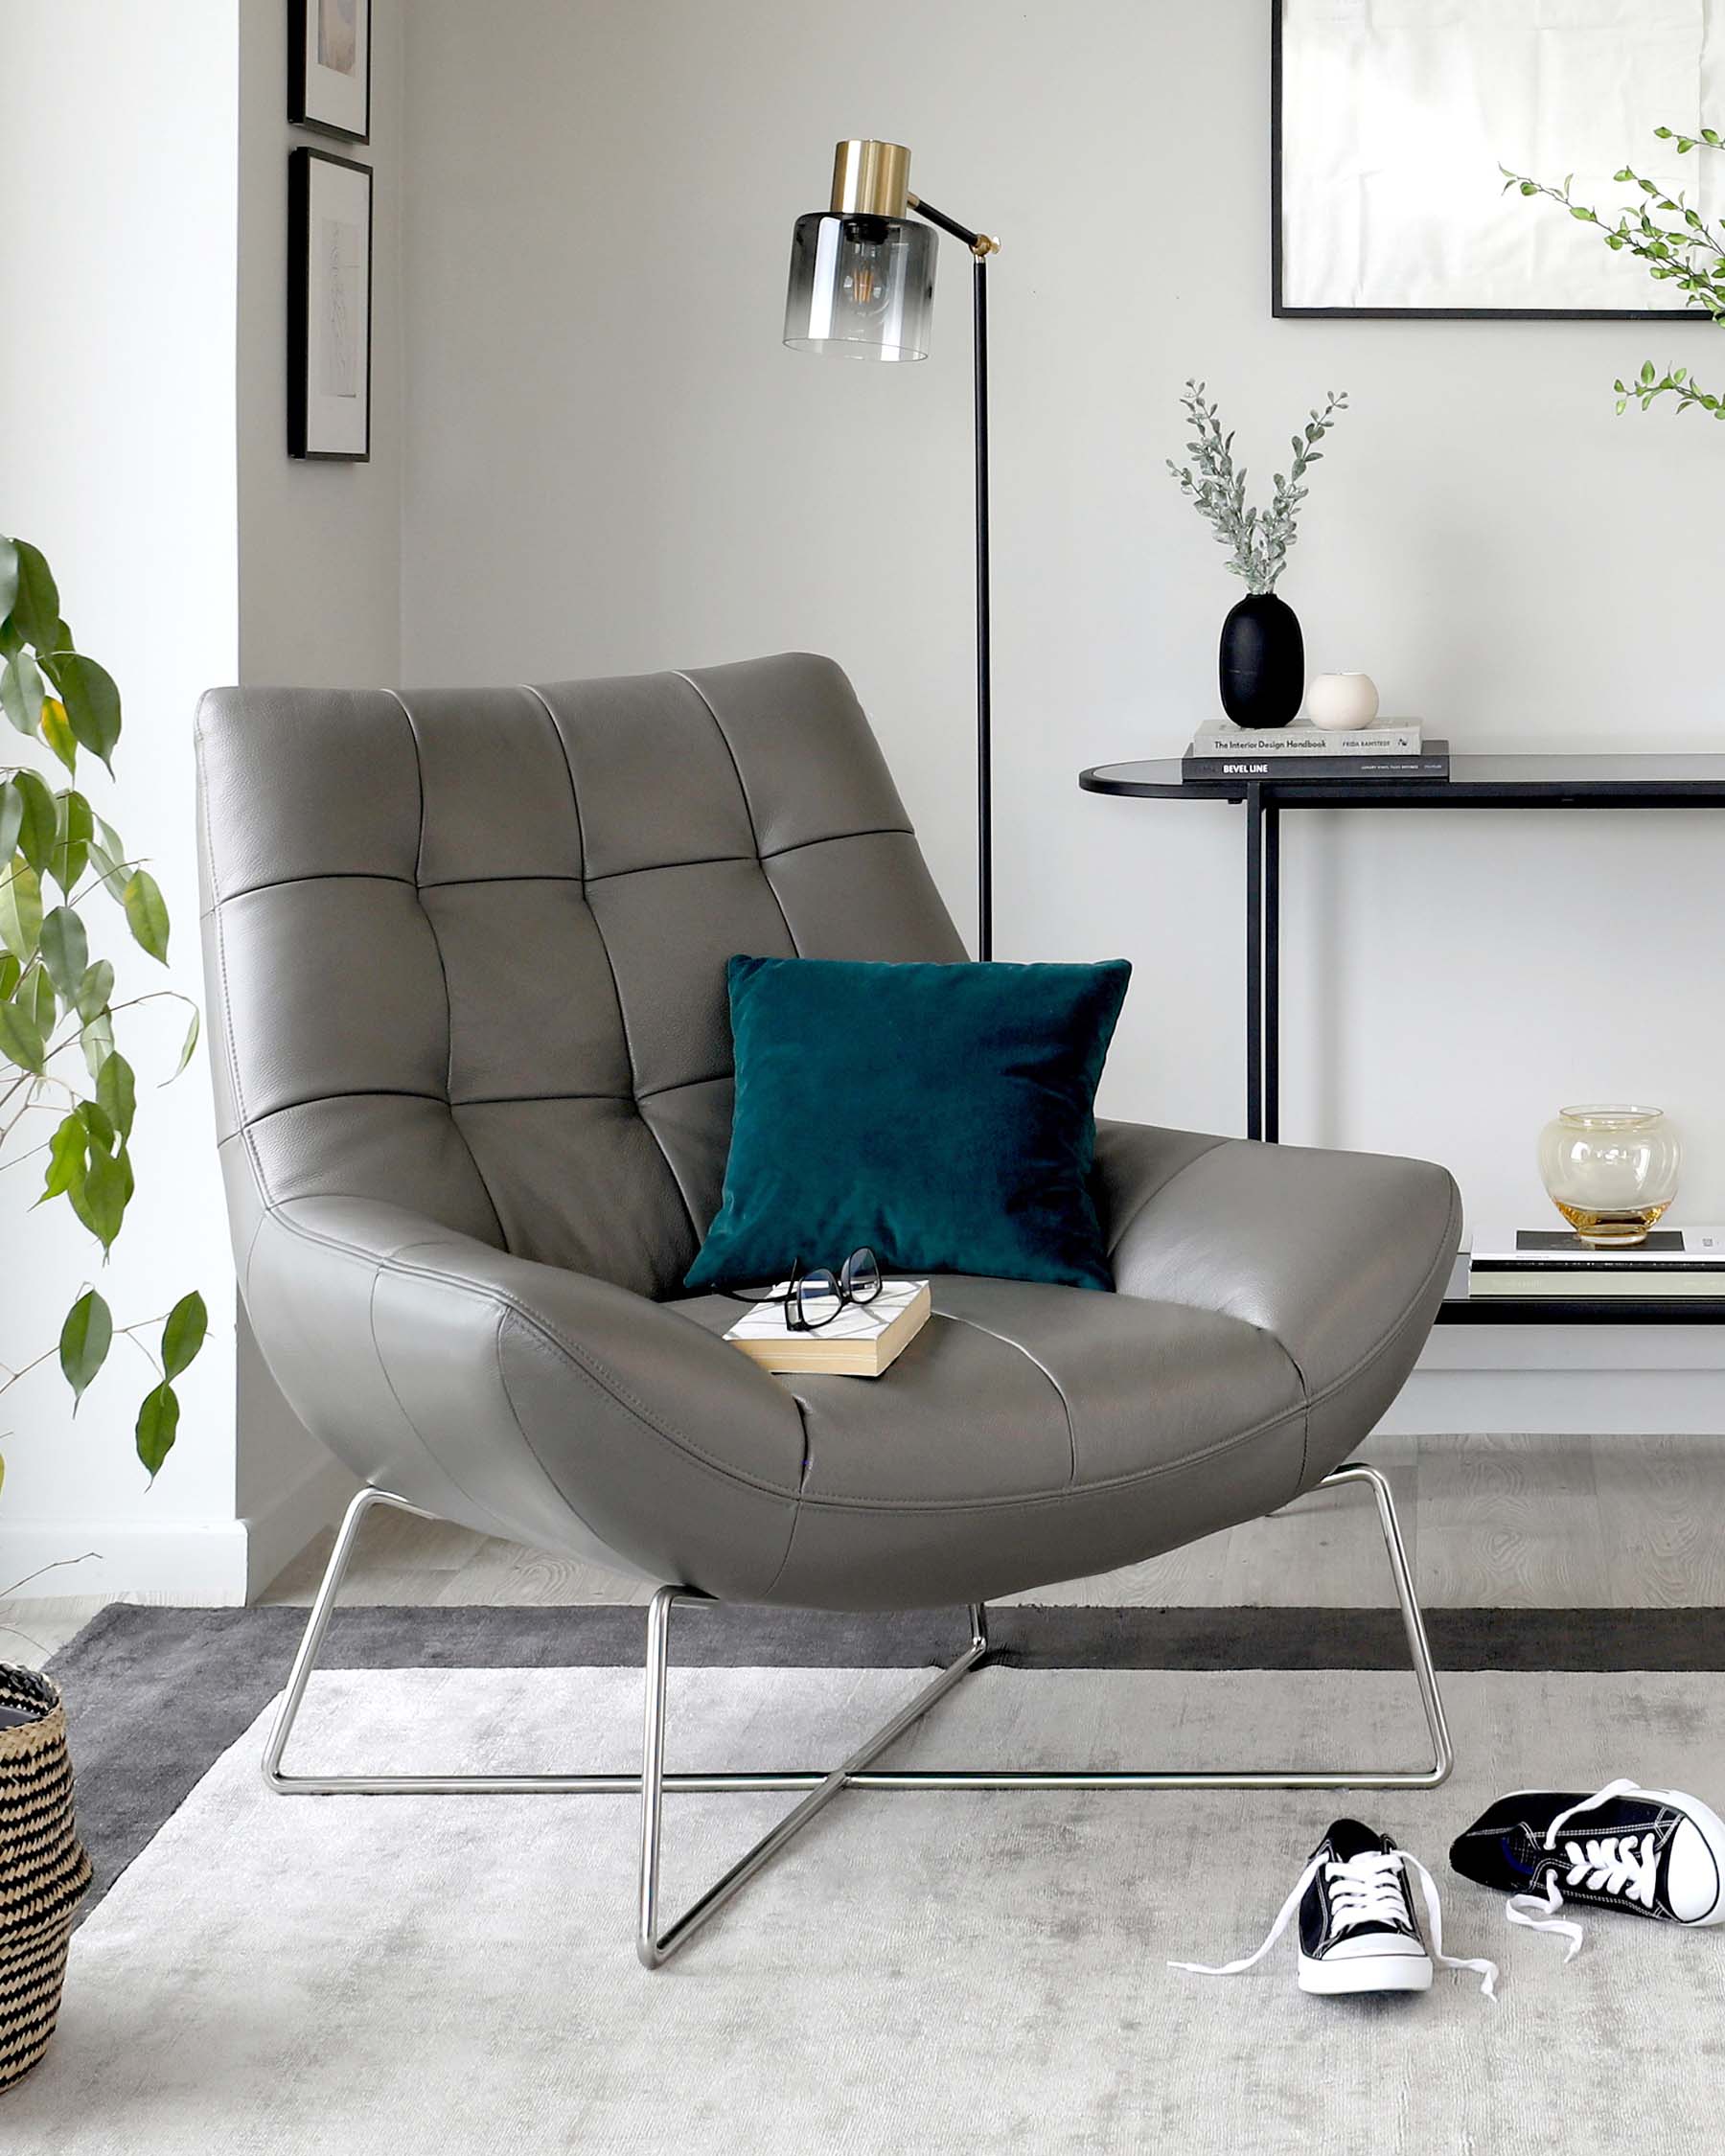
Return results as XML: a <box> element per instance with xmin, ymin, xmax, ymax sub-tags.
<box><xmin>1273</xmin><ymin>0</ymin><xmax>1725</xmax><ymax>318</ymax></box>
<box><xmin>288</xmin><ymin>149</ymin><xmax>373</xmax><ymax>461</ymax></box>
<box><xmin>288</xmin><ymin>0</ymin><xmax>370</xmax><ymax>144</ymax></box>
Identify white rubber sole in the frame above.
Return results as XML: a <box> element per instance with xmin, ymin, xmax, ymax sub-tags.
<box><xmin>1500</xmin><ymin>1784</ymin><xmax>1725</xmax><ymax>1925</ymax></box>
<box><xmin>1653</xmin><ymin>1787</ymin><xmax>1725</xmax><ymax>1925</ymax></box>
<box><xmin>1299</xmin><ymin>1951</ymin><xmax>1434</xmax><ymax>1995</ymax></box>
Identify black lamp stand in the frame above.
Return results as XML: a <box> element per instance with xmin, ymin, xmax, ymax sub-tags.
<box><xmin>908</xmin><ymin>193</ymin><xmax>995</xmax><ymax>962</ymax></box>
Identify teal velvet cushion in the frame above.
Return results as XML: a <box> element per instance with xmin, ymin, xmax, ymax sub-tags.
<box><xmin>684</xmin><ymin>955</ymin><xmax>1132</xmax><ymax>1294</ymax></box>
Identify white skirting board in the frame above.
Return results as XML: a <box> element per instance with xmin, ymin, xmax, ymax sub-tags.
<box><xmin>1384</xmin><ymin>1325</ymin><xmax>1725</xmax><ymax>1436</ymax></box>
<box><xmin>1</xmin><ymin>1520</ymin><xmax>252</xmax><ymax>1605</ymax></box>
<box><xmin>242</xmin><ymin>1450</ymin><xmax>360</xmax><ymax>1602</ymax></box>
<box><xmin>2</xmin><ymin>1452</ymin><xmax>358</xmax><ymax>1606</ymax></box>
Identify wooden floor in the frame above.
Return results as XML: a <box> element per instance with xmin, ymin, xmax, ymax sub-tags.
<box><xmin>6</xmin><ymin>1431</ymin><xmax>1724</xmax><ymax>1672</ymax></box>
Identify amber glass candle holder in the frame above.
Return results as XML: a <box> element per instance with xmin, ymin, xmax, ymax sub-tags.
<box><xmin>1537</xmin><ymin>1105</ymin><xmax>1681</xmax><ymax>1247</ymax></box>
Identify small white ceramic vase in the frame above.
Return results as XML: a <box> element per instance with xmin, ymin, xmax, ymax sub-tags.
<box><xmin>1304</xmin><ymin>673</ymin><xmax>1380</xmax><ymax>731</ymax></box>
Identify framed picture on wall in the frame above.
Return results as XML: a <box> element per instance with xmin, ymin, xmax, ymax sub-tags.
<box><xmin>288</xmin><ymin>149</ymin><xmax>372</xmax><ymax>461</ymax></box>
<box><xmin>1273</xmin><ymin>0</ymin><xmax>1725</xmax><ymax>318</ymax></box>
<box><xmin>288</xmin><ymin>0</ymin><xmax>371</xmax><ymax>143</ymax></box>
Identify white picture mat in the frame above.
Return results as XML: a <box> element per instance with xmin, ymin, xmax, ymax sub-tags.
<box><xmin>299</xmin><ymin>0</ymin><xmax>368</xmax><ymax>138</ymax></box>
<box><xmin>302</xmin><ymin>156</ymin><xmax>370</xmax><ymax>455</ymax></box>
<box><xmin>1278</xmin><ymin>0</ymin><xmax>1725</xmax><ymax>311</ymax></box>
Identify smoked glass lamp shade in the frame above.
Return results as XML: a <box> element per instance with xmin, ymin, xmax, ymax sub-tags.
<box><xmin>784</xmin><ymin>212</ymin><xmax>936</xmax><ymax>361</ymax></box>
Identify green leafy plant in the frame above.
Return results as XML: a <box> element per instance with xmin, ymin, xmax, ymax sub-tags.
<box><xmin>1166</xmin><ymin>381</ymin><xmax>1349</xmax><ymax>594</ymax></box>
<box><xmin>1504</xmin><ymin>126</ymin><xmax>1725</xmax><ymax>417</ymax></box>
<box><xmin>0</xmin><ymin>534</ymin><xmax>205</xmax><ymax>1498</ymax></box>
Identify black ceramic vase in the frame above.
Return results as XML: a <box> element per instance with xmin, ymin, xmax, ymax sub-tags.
<box><xmin>1219</xmin><ymin>591</ymin><xmax>1304</xmax><ymax>727</ymax></box>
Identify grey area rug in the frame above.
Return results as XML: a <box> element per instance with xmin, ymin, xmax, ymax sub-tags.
<box><xmin>12</xmin><ymin>1660</ymin><xmax>1725</xmax><ymax>2156</ymax></box>
<box><xmin>44</xmin><ymin>1600</ymin><xmax>1725</xmax><ymax>1921</ymax></box>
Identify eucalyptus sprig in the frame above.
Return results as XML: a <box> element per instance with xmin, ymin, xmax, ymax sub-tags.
<box><xmin>1166</xmin><ymin>381</ymin><xmax>1348</xmax><ymax>594</ymax></box>
<box><xmin>0</xmin><ymin>533</ymin><xmax>205</xmax><ymax>1494</ymax></box>
<box><xmin>1503</xmin><ymin>126</ymin><xmax>1725</xmax><ymax>417</ymax></box>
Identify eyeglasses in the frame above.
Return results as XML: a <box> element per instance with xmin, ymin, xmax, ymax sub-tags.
<box><xmin>727</xmin><ymin>1248</ymin><xmax>884</xmax><ymax>1332</ymax></box>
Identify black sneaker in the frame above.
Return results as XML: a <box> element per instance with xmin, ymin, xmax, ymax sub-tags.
<box><xmin>1171</xmin><ymin>1817</ymin><xmax>1497</xmax><ymax>1998</ymax></box>
<box><xmin>1297</xmin><ymin>1820</ymin><xmax>1435</xmax><ymax>1995</ymax></box>
<box><xmin>1450</xmin><ymin>1779</ymin><xmax>1725</xmax><ymax>1953</ymax></box>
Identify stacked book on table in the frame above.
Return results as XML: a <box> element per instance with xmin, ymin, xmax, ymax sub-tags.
<box><xmin>1467</xmin><ymin>1226</ymin><xmax>1725</xmax><ymax>1299</ymax></box>
<box><xmin>1183</xmin><ymin>722</ymin><xmax>1449</xmax><ymax>784</ymax></box>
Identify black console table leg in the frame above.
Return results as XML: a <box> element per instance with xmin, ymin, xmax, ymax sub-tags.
<box><xmin>1243</xmin><ymin>788</ymin><xmax>1281</xmax><ymax>1145</ymax></box>
<box><xmin>1245</xmin><ymin>785</ymin><xmax>1263</xmax><ymax>1141</ymax></box>
<box><xmin>1264</xmin><ymin>801</ymin><xmax>1280</xmax><ymax>1144</ymax></box>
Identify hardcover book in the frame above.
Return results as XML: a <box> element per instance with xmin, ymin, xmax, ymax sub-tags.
<box><xmin>1468</xmin><ymin>1226</ymin><xmax>1725</xmax><ymax>1268</ymax></box>
<box><xmin>1183</xmin><ymin>741</ymin><xmax>1449</xmax><ymax>783</ymax></box>
<box><xmin>1190</xmin><ymin>722</ymin><xmax>1423</xmax><ymax>757</ymax></box>
<box><xmin>1467</xmin><ymin>1270</ymin><xmax>1725</xmax><ymax>1297</ymax></box>
<box><xmin>1466</xmin><ymin>1225</ymin><xmax>1725</xmax><ymax>1297</ymax></box>
<box><xmin>723</xmin><ymin>1277</ymin><xmax>932</xmax><ymax>1377</ymax></box>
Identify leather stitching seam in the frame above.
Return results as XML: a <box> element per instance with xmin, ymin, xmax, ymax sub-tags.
<box><xmin>673</xmin><ymin>670</ymin><xmax>801</xmax><ymax>957</ymax></box>
<box><xmin>268</xmin><ymin>1204</ymin><xmax>806</xmax><ymax>1500</ymax></box>
<box><xmin>1102</xmin><ymin>1133</ymin><xmax>1231</xmax><ymax>1259</ymax></box>
<box><xmin>195</xmin><ymin>699</ymin><xmax>271</xmax><ymax>1208</ymax></box>
<box><xmin>387</xmin><ymin>688</ymin><xmax>506</xmax><ymax>1248</ymax></box>
<box><xmin>496</xmin><ymin>1304</ymin><xmax>806</xmax><ymax>1525</ymax></box>
<box><xmin>933</xmin><ymin>1309</ymin><xmax>1079</xmax><ymax>1488</ymax></box>
<box><xmin>521</xmin><ymin>681</ymin><xmax>702</xmax><ymax>1249</ymax></box>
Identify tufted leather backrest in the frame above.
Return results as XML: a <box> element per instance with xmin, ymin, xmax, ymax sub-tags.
<box><xmin>196</xmin><ymin>654</ymin><xmax>965</xmax><ymax>1299</ymax></box>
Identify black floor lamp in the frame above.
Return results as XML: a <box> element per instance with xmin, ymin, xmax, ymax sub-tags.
<box><xmin>783</xmin><ymin>139</ymin><xmax>1000</xmax><ymax>960</ymax></box>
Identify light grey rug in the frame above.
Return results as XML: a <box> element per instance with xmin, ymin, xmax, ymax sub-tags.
<box><xmin>53</xmin><ymin>1602</ymin><xmax>1725</xmax><ymax>1919</ymax></box>
<box><xmin>10</xmin><ymin>1664</ymin><xmax>1724</xmax><ymax>2154</ymax></box>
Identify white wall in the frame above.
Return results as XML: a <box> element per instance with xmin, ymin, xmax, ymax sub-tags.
<box><xmin>399</xmin><ymin>0</ymin><xmax>1725</xmax><ymax>1429</ymax></box>
<box><xmin>1</xmin><ymin>0</ymin><xmax>403</xmax><ymax>1604</ymax></box>
<box><xmin>0</xmin><ymin>3</ymin><xmax>244</xmax><ymax>1600</ymax></box>
<box><xmin>232</xmin><ymin>0</ymin><xmax>403</xmax><ymax>1591</ymax></box>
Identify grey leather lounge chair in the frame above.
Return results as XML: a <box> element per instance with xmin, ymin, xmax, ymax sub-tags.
<box><xmin>196</xmin><ymin>653</ymin><xmax>1461</xmax><ymax>1967</ymax></box>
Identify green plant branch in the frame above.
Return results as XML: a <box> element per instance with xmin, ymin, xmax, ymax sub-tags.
<box><xmin>66</xmin><ymin>857</ymin><xmax>151</xmax><ymax>910</ymax></box>
<box><xmin>0</xmin><ymin>1342</ymin><xmax>59</xmax><ymax>1395</ymax></box>
<box><xmin>0</xmin><ymin>1128</ymin><xmax>55</xmax><ymax>1170</ymax></box>
<box><xmin>0</xmin><ymin>1552</ymin><xmax>104</xmax><ymax>1656</ymax></box>
<box><xmin>0</xmin><ymin>1554</ymin><xmax>102</xmax><ymax>1597</ymax></box>
<box><xmin>1504</xmin><ymin>126</ymin><xmax>1725</xmax><ymax>414</ymax></box>
<box><xmin>119</xmin><ymin>1332</ymin><xmax>164</xmax><ymax>1382</ymax></box>
<box><xmin>0</xmin><ymin>1082</ymin><xmax>78</xmax><ymax>1149</ymax></box>
<box><xmin>0</xmin><ymin>987</ymin><xmax>196</xmax><ymax>1125</ymax></box>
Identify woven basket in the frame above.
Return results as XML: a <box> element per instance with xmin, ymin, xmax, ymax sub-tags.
<box><xmin>0</xmin><ymin>1666</ymin><xmax>90</xmax><ymax>2094</ymax></box>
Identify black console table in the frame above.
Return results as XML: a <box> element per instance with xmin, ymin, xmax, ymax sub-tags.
<box><xmin>1079</xmin><ymin>753</ymin><xmax>1725</xmax><ymax>1326</ymax></box>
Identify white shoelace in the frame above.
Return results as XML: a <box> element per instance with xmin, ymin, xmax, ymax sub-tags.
<box><xmin>1505</xmin><ymin>1778</ymin><xmax>1650</xmax><ymax>1961</ymax></box>
<box><xmin>1170</xmin><ymin>1846</ymin><xmax>1499</xmax><ymax>1999</ymax></box>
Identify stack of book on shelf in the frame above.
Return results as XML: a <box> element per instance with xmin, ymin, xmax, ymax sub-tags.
<box><xmin>1183</xmin><ymin>722</ymin><xmax>1449</xmax><ymax>784</ymax></box>
<box><xmin>1467</xmin><ymin>1226</ymin><xmax>1725</xmax><ymax>1299</ymax></box>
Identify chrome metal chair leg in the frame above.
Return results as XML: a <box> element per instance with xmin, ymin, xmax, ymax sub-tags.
<box><xmin>635</xmin><ymin>1587</ymin><xmax>989</xmax><ymax>1967</ymax></box>
<box><xmin>264</xmin><ymin>1461</ymin><xmax>1451</xmax><ymax>1961</ymax></box>
<box><xmin>263</xmin><ymin>1487</ymin><xmax>816</xmax><ymax>1798</ymax></box>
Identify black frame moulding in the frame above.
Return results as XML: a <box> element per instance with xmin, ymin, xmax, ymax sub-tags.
<box><xmin>1078</xmin><ymin>752</ymin><xmax>1725</xmax><ymax>1326</ymax></box>
<box><xmin>288</xmin><ymin>0</ymin><xmax>373</xmax><ymax>145</ymax></box>
<box><xmin>287</xmin><ymin>147</ymin><xmax>374</xmax><ymax>463</ymax></box>
<box><xmin>1269</xmin><ymin>0</ymin><xmax>1719</xmax><ymax>323</ymax></box>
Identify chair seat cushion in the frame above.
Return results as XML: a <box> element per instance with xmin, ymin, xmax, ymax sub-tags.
<box><xmin>678</xmin><ymin>1273</ymin><xmax>1301</xmax><ymax>1505</ymax></box>
<box><xmin>672</xmin><ymin>1273</ymin><xmax>1308</xmax><ymax>1603</ymax></box>
<box><xmin>666</xmin><ymin>1134</ymin><xmax>1460</xmax><ymax>1607</ymax></box>
<box><xmin>682</xmin><ymin>955</ymin><xmax>1132</xmax><ymax>1294</ymax></box>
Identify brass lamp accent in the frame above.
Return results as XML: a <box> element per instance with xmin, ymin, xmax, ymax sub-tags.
<box><xmin>782</xmin><ymin>142</ymin><xmax>1001</xmax><ymax>957</ymax></box>
<box><xmin>829</xmin><ymin>138</ymin><xmax>911</xmax><ymax>219</ymax></box>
